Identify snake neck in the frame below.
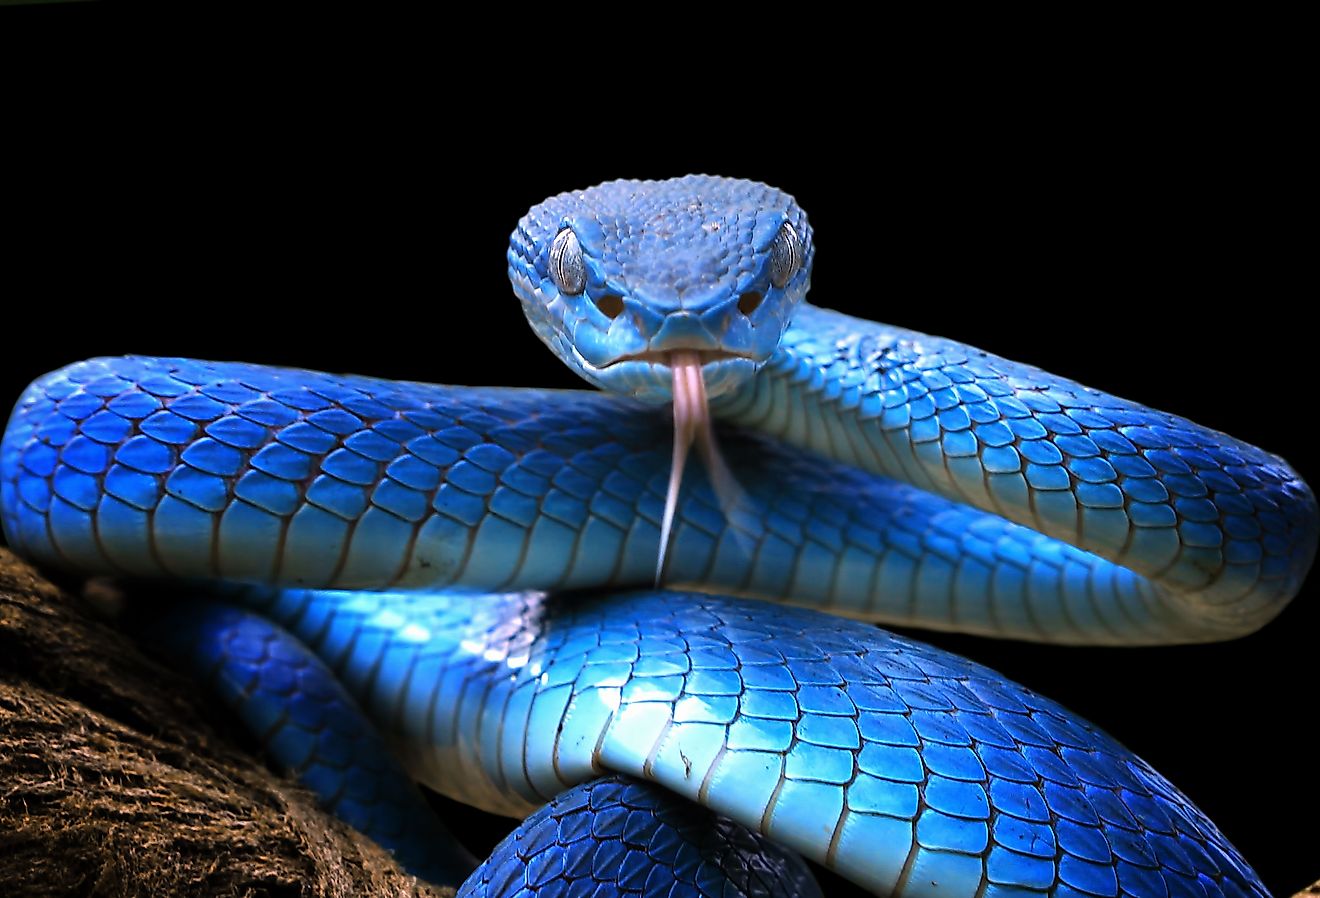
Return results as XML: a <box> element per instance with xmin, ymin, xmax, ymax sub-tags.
<box><xmin>713</xmin><ymin>302</ymin><xmax>1318</xmax><ymax>643</ymax></box>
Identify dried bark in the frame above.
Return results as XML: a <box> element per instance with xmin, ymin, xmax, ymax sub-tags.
<box><xmin>0</xmin><ymin>548</ymin><xmax>454</xmax><ymax>898</ymax></box>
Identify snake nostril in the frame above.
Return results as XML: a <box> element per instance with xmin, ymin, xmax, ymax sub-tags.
<box><xmin>594</xmin><ymin>294</ymin><xmax>625</xmax><ymax>319</ymax></box>
<box><xmin>737</xmin><ymin>291</ymin><xmax>763</xmax><ymax>316</ymax></box>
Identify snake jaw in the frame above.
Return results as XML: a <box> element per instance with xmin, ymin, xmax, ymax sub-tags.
<box><xmin>603</xmin><ymin>349</ymin><xmax>752</xmax><ymax>368</ymax></box>
<box><xmin>575</xmin><ymin>354</ymin><xmax>763</xmax><ymax>405</ymax></box>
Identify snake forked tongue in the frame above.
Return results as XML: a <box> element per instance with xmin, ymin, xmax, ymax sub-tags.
<box><xmin>656</xmin><ymin>352</ymin><xmax>744</xmax><ymax>584</ymax></box>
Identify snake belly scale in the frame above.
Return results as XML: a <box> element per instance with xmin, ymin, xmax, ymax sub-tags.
<box><xmin>1</xmin><ymin>176</ymin><xmax>1313</xmax><ymax>896</ymax></box>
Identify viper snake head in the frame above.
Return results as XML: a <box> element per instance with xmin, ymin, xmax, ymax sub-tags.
<box><xmin>508</xmin><ymin>176</ymin><xmax>814</xmax><ymax>581</ymax></box>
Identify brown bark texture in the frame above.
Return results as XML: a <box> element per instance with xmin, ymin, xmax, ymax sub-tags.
<box><xmin>0</xmin><ymin>547</ymin><xmax>455</xmax><ymax>898</ymax></box>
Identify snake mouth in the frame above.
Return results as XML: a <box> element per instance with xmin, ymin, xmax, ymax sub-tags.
<box><xmin>599</xmin><ymin>349</ymin><xmax>752</xmax><ymax>369</ymax></box>
<box><xmin>578</xmin><ymin>347</ymin><xmax>760</xmax><ymax>405</ymax></box>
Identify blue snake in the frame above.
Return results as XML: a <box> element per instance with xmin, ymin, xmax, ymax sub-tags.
<box><xmin>1</xmin><ymin>176</ymin><xmax>1314</xmax><ymax>896</ymax></box>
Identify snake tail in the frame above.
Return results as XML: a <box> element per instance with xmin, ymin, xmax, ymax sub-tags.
<box><xmin>133</xmin><ymin>596</ymin><xmax>477</xmax><ymax>885</ymax></box>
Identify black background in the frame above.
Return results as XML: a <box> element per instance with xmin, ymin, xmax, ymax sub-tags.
<box><xmin>2</xmin><ymin>39</ymin><xmax>1312</xmax><ymax>895</ymax></box>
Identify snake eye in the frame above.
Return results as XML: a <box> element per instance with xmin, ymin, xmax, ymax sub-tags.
<box><xmin>549</xmin><ymin>229</ymin><xmax>586</xmax><ymax>296</ymax></box>
<box><xmin>768</xmin><ymin>222</ymin><xmax>802</xmax><ymax>289</ymax></box>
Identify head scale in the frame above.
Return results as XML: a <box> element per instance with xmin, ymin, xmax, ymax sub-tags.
<box><xmin>508</xmin><ymin>175</ymin><xmax>814</xmax><ymax>403</ymax></box>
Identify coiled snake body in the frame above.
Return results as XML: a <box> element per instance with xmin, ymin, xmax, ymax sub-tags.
<box><xmin>1</xmin><ymin>177</ymin><xmax>1313</xmax><ymax>896</ymax></box>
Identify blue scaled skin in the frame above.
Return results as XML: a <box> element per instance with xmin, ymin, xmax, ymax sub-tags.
<box><xmin>2</xmin><ymin>177</ymin><xmax>1313</xmax><ymax>896</ymax></box>
<box><xmin>455</xmin><ymin>776</ymin><xmax>823</xmax><ymax>898</ymax></box>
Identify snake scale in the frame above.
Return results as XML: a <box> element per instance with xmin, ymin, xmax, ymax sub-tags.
<box><xmin>1</xmin><ymin>177</ymin><xmax>1314</xmax><ymax>896</ymax></box>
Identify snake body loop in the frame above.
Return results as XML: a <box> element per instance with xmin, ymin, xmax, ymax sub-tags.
<box><xmin>2</xmin><ymin>177</ymin><xmax>1312</xmax><ymax>896</ymax></box>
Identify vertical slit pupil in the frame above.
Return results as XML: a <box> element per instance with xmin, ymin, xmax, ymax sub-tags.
<box><xmin>738</xmin><ymin>291</ymin><xmax>763</xmax><ymax>315</ymax></box>
<box><xmin>595</xmin><ymin>294</ymin><xmax>625</xmax><ymax>319</ymax></box>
